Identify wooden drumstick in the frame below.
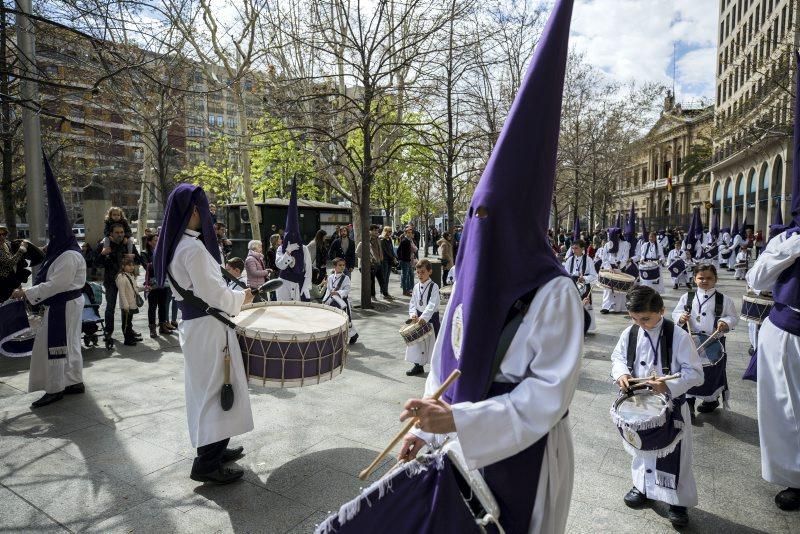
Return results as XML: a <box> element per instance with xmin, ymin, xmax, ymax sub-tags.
<box><xmin>627</xmin><ymin>372</ymin><xmax>681</xmax><ymax>384</ymax></box>
<box><xmin>358</xmin><ymin>369</ymin><xmax>461</xmax><ymax>480</ymax></box>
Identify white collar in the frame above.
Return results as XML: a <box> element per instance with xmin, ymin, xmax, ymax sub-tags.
<box><xmin>643</xmin><ymin>318</ymin><xmax>664</xmax><ymax>337</ymax></box>
<box><xmin>184</xmin><ymin>228</ymin><xmax>200</xmax><ymax>237</ymax></box>
<box><xmin>697</xmin><ymin>288</ymin><xmax>716</xmax><ymax>299</ymax></box>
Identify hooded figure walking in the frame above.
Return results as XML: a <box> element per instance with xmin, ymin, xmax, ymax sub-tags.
<box><xmin>397</xmin><ymin>1</ymin><xmax>582</xmax><ymax>531</ymax></box>
<box><xmin>275</xmin><ymin>178</ymin><xmax>313</xmax><ymax>302</ymax></box>
<box><xmin>12</xmin><ymin>158</ymin><xmax>87</xmax><ymax>409</ymax></box>
<box><xmin>154</xmin><ymin>184</ymin><xmax>254</xmax><ymax>484</ymax></box>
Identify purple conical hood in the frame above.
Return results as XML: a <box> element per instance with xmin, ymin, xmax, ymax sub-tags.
<box><xmin>607</xmin><ymin>227</ymin><xmax>621</xmax><ymax>253</ymax></box>
<box><xmin>693</xmin><ymin>208</ymin><xmax>704</xmax><ymax>240</ymax></box>
<box><xmin>739</xmin><ymin>215</ymin><xmax>747</xmax><ymax>238</ymax></box>
<box><xmin>770</xmin><ymin>201</ymin><xmax>785</xmax><ymax>240</ymax></box>
<box><xmin>279</xmin><ymin>177</ymin><xmax>306</xmax><ymax>285</ymax></box>
<box><xmin>624</xmin><ymin>203</ymin><xmax>636</xmax><ymax>244</ymax></box>
<box><xmin>711</xmin><ymin>211</ymin><xmax>719</xmax><ymax>239</ymax></box>
<box><xmin>792</xmin><ymin>51</ymin><xmax>800</xmax><ymax>224</ymax></box>
<box><xmin>615</xmin><ymin>212</ymin><xmax>623</xmax><ymax>230</ymax></box>
<box><xmin>685</xmin><ymin>207</ymin><xmax>701</xmax><ymax>252</ymax></box>
<box><xmin>641</xmin><ymin>218</ymin><xmax>649</xmax><ymax>241</ymax></box>
<box><xmin>572</xmin><ymin>213</ymin><xmax>580</xmax><ymax>241</ymax></box>
<box><xmin>34</xmin><ymin>155</ymin><xmax>81</xmax><ymax>285</ymax></box>
<box><xmin>439</xmin><ymin>0</ymin><xmax>574</xmax><ymax>404</ymax></box>
<box><xmin>153</xmin><ymin>184</ymin><xmax>220</xmax><ymax>287</ymax></box>
<box><xmin>731</xmin><ymin>214</ymin><xmax>739</xmax><ymax>237</ymax></box>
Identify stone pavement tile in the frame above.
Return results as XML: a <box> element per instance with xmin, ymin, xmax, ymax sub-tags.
<box><xmin>187</xmin><ymin>479</ymin><xmax>316</xmax><ymax>533</ymax></box>
<box><xmin>123</xmin><ymin>415</ymin><xmax>195</xmax><ymax>458</ymax></box>
<box><xmin>693</xmin><ymin>437</ymin><xmax>762</xmax><ymax>478</ymax></box>
<box><xmin>566</xmin><ymin>500</ymin><xmax>669</xmax><ymax>534</ymax></box>
<box><xmin>141</xmin><ymin>459</ymin><xmax>218</xmax><ymax>513</ymax></box>
<box><xmin>62</xmin><ymin>392</ymin><xmax>179</xmax><ymax>431</ymax></box>
<box><xmin>697</xmin><ymin>407</ymin><xmax>760</xmax><ymax>447</ymax></box>
<box><xmin>713</xmin><ymin>468</ymin><xmax>786</xmax><ymax>514</ymax></box>
<box><xmin>85</xmin><ymin>435</ymin><xmax>186</xmax><ymax>483</ymax></box>
<box><xmin>294</xmin><ymin>435</ymin><xmax>381</xmax><ymax>478</ymax></box>
<box><xmin>48</xmin><ymin>422</ymin><xmax>128</xmax><ymax>460</ymax></box>
<box><xmin>0</xmin><ymin>485</ymin><xmax>68</xmax><ymax>533</ymax></box>
<box><xmin>0</xmin><ymin>431</ymin><xmax>67</xmax><ymax>479</ymax></box>
<box><xmin>0</xmin><ymin>381</ymin><xmax>23</xmax><ymax>398</ymax></box>
<box><xmin>700</xmin><ymin>499</ymin><xmax>790</xmax><ymax>533</ymax></box>
<box><xmin>281</xmin><ymin>465</ymin><xmax>367</xmax><ymax>512</ymax></box>
<box><xmin>2</xmin><ymin>448</ymin><xmax>151</xmax><ymax>532</ymax></box>
<box><xmin>84</xmin><ymin>497</ymin><xmax>227</xmax><ymax>534</ymax></box>
<box><xmin>3</xmin><ymin>402</ymin><xmax>97</xmax><ymax>438</ymax></box>
<box><xmin>284</xmin><ymin>510</ymin><xmax>331</xmax><ymax>534</ymax></box>
<box><xmin>571</xmin><ymin>464</ymin><xmax>648</xmax><ymax>517</ymax></box>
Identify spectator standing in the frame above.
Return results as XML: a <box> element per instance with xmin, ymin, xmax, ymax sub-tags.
<box><xmin>379</xmin><ymin>226</ymin><xmax>397</xmax><ymax>299</ymax></box>
<box><xmin>437</xmin><ymin>232</ymin><xmax>454</xmax><ymax>284</ymax></box>
<box><xmin>244</xmin><ymin>240</ymin><xmax>269</xmax><ymax>293</ymax></box>
<box><xmin>143</xmin><ymin>234</ymin><xmax>175</xmax><ymax>338</ymax></box>
<box><xmin>430</xmin><ymin>227</ymin><xmax>440</xmax><ymax>255</ymax></box>
<box><xmin>410</xmin><ymin>223</ymin><xmax>421</xmax><ymax>249</ymax></box>
<box><xmin>307</xmin><ymin>230</ymin><xmax>328</xmax><ymax>284</ymax></box>
<box><xmin>397</xmin><ymin>226</ymin><xmax>418</xmax><ymax>296</ymax></box>
<box><xmin>214</xmin><ymin>223</ymin><xmax>232</xmax><ymax>263</ymax></box>
<box><xmin>208</xmin><ymin>203</ymin><xmax>218</xmax><ymax>225</ymax></box>
<box><xmin>328</xmin><ymin>226</ymin><xmax>356</xmax><ymax>272</ymax></box>
<box><xmin>98</xmin><ymin>222</ymin><xmax>141</xmax><ymax>341</ymax></box>
<box><xmin>116</xmin><ymin>258</ymin><xmax>142</xmax><ymax>346</ymax></box>
<box><xmin>453</xmin><ymin>225</ymin><xmax>462</xmax><ymax>259</ymax></box>
<box><xmin>0</xmin><ymin>225</ymin><xmax>26</xmax><ymax>301</ymax></box>
<box><xmin>100</xmin><ymin>207</ymin><xmax>134</xmax><ymax>255</ymax></box>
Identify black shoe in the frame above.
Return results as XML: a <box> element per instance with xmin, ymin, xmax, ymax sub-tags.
<box><xmin>697</xmin><ymin>400</ymin><xmax>720</xmax><ymax>413</ymax></box>
<box><xmin>132</xmin><ymin>332</ymin><xmax>143</xmax><ymax>340</ymax></box>
<box><xmin>748</xmin><ymin>345</ymin><xmax>755</xmax><ymax>356</ymax></box>
<box><xmin>600</xmin><ymin>309</ymin><xmax>610</xmax><ymax>314</ymax></box>
<box><xmin>686</xmin><ymin>284</ymin><xmax>692</xmax><ymax>289</ymax></box>
<box><xmin>406</xmin><ymin>364</ymin><xmax>424</xmax><ymax>376</ymax></box>
<box><xmin>775</xmin><ymin>488</ymin><xmax>800</xmax><ymax>510</ymax></box>
<box><xmin>687</xmin><ymin>398</ymin><xmax>696</xmax><ymax>421</ymax></box>
<box><xmin>123</xmin><ymin>339</ymin><xmax>137</xmax><ymax>346</ymax></box>
<box><xmin>349</xmin><ymin>333</ymin><xmax>359</xmax><ymax>345</ymax></box>
<box><xmin>673</xmin><ymin>284</ymin><xmax>678</xmax><ymax>289</ymax></box>
<box><xmin>383</xmin><ymin>294</ymin><xmax>394</xmax><ymax>300</ymax></box>
<box><xmin>64</xmin><ymin>383</ymin><xmax>85</xmax><ymax>395</ymax></box>
<box><xmin>190</xmin><ymin>465</ymin><xmax>244</xmax><ymax>485</ymax></box>
<box><xmin>667</xmin><ymin>505</ymin><xmax>689</xmax><ymax>527</ymax></box>
<box><xmin>222</xmin><ymin>446</ymin><xmax>244</xmax><ymax>463</ymax></box>
<box><xmin>31</xmin><ymin>391</ymin><xmax>64</xmax><ymax>409</ymax></box>
<box><xmin>623</xmin><ymin>486</ymin><xmax>649</xmax><ymax>508</ymax></box>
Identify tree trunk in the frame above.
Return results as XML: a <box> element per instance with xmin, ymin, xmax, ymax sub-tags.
<box><xmin>235</xmin><ymin>87</ymin><xmax>261</xmax><ymax>242</ymax></box>
<box><xmin>0</xmin><ymin>9</ymin><xmax>16</xmax><ymax>239</ymax></box>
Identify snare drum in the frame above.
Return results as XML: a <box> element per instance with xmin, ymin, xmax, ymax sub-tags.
<box><xmin>720</xmin><ymin>247</ymin><xmax>732</xmax><ymax>259</ymax></box>
<box><xmin>316</xmin><ymin>442</ymin><xmax>501</xmax><ymax>534</ymax></box>
<box><xmin>734</xmin><ymin>262</ymin><xmax>748</xmax><ymax>269</ymax></box>
<box><xmin>597</xmin><ymin>271</ymin><xmax>636</xmax><ymax>292</ymax></box>
<box><xmin>638</xmin><ymin>261</ymin><xmax>660</xmax><ymax>281</ymax></box>
<box><xmin>233</xmin><ymin>301</ymin><xmax>349</xmax><ymax>386</ymax></box>
<box><xmin>610</xmin><ymin>387</ymin><xmax>684</xmax><ymax>454</ymax></box>
<box><xmin>688</xmin><ymin>334</ymin><xmax>728</xmax><ymax>400</ymax></box>
<box><xmin>439</xmin><ymin>285</ymin><xmax>453</xmax><ymax>303</ymax></box>
<box><xmin>740</xmin><ymin>291</ymin><xmax>774</xmax><ymax>324</ymax></box>
<box><xmin>575</xmin><ymin>280</ymin><xmax>591</xmax><ymax>299</ymax></box>
<box><xmin>702</xmin><ymin>244</ymin><xmax>719</xmax><ymax>259</ymax></box>
<box><xmin>667</xmin><ymin>258</ymin><xmax>686</xmax><ymax>278</ymax></box>
<box><xmin>400</xmin><ymin>320</ymin><xmax>433</xmax><ymax>346</ymax></box>
<box><xmin>0</xmin><ymin>299</ymin><xmax>41</xmax><ymax>358</ymax></box>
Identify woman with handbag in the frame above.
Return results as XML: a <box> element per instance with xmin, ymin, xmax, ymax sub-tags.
<box><xmin>380</xmin><ymin>226</ymin><xmax>398</xmax><ymax>299</ymax></box>
<box><xmin>116</xmin><ymin>258</ymin><xmax>143</xmax><ymax>346</ymax></box>
<box><xmin>437</xmin><ymin>232</ymin><xmax>454</xmax><ymax>285</ymax></box>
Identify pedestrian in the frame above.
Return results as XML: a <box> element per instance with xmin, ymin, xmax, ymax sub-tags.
<box><xmin>404</xmin><ymin>259</ymin><xmax>440</xmax><ymax>376</ymax></box>
<box><xmin>116</xmin><ymin>258</ymin><xmax>142</xmax><ymax>346</ymax></box>
<box><xmin>397</xmin><ymin>226</ymin><xmax>417</xmax><ymax>296</ymax></box>
<box><xmin>307</xmin><ymin>229</ymin><xmax>328</xmax><ymax>285</ymax></box>
<box><xmin>672</xmin><ymin>264</ymin><xmax>737</xmax><ymax>417</ymax></box>
<box><xmin>214</xmin><ymin>223</ymin><xmax>232</xmax><ymax>263</ymax></box>
<box><xmin>209</xmin><ymin>203</ymin><xmax>218</xmax><ymax>225</ymax></box>
<box><xmin>328</xmin><ymin>226</ymin><xmax>356</xmax><ymax>272</ymax></box>
<box><xmin>368</xmin><ymin>224</ymin><xmax>383</xmax><ymax>298</ymax></box>
<box><xmin>437</xmin><ymin>232</ymin><xmax>453</xmax><ymax>284</ymax></box>
<box><xmin>153</xmin><ymin>184</ymin><xmax>254</xmax><ymax>484</ymax></box>
<box><xmin>611</xmin><ymin>286</ymin><xmax>703</xmax><ymax>527</ymax></box>
<box><xmin>0</xmin><ymin>225</ymin><xmax>26</xmax><ymax>301</ymax></box>
<box><xmin>244</xmin><ymin>240</ymin><xmax>269</xmax><ymax>292</ymax></box>
<box><xmin>100</xmin><ymin>207</ymin><xmax>134</xmax><ymax>256</ymax></box>
<box><xmin>322</xmin><ymin>257</ymin><xmax>358</xmax><ymax>344</ymax></box>
<box><xmin>11</xmin><ymin>160</ymin><xmax>86</xmax><ymax>409</ymax></box>
<box><xmin>98</xmin><ymin>222</ymin><xmax>141</xmax><ymax>342</ymax></box>
<box><xmin>379</xmin><ymin>226</ymin><xmax>397</xmax><ymax>299</ymax></box>
<box><xmin>143</xmin><ymin>234</ymin><xmax>176</xmax><ymax>338</ymax></box>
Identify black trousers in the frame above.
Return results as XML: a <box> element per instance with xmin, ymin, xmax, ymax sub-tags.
<box><xmin>147</xmin><ymin>288</ymin><xmax>168</xmax><ymax>325</ymax></box>
<box><xmin>192</xmin><ymin>438</ymin><xmax>230</xmax><ymax>474</ymax></box>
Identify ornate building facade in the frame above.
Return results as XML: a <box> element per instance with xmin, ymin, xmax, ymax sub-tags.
<box><xmin>617</xmin><ymin>96</ymin><xmax>714</xmax><ymax>230</ymax></box>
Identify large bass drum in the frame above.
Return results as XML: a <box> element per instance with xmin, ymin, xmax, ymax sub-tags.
<box><xmin>233</xmin><ymin>301</ymin><xmax>349</xmax><ymax>387</ymax></box>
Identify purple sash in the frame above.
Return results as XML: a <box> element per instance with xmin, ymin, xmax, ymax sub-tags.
<box><xmin>40</xmin><ymin>289</ymin><xmax>82</xmax><ymax>359</ymax></box>
<box><xmin>768</xmin><ymin>303</ymin><xmax>800</xmax><ymax>336</ymax></box>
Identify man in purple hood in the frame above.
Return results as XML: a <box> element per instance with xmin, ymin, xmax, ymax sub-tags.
<box><xmin>394</xmin><ymin>1</ymin><xmax>582</xmax><ymax>531</ymax></box>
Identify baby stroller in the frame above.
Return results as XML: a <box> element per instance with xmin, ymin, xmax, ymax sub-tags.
<box><xmin>81</xmin><ymin>282</ymin><xmax>109</xmax><ymax>349</ymax></box>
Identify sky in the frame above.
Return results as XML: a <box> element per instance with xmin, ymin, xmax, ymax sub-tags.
<box><xmin>570</xmin><ymin>0</ymin><xmax>717</xmax><ymax>107</ymax></box>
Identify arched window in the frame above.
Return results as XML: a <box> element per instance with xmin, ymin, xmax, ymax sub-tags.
<box><xmin>772</xmin><ymin>156</ymin><xmax>784</xmax><ymax>200</ymax></box>
<box><xmin>748</xmin><ymin>168</ymin><xmax>757</xmax><ymax>195</ymax></box>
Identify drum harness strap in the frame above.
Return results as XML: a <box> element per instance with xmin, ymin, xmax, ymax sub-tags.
<box><xmin>569</xmin><ymin>255</ymin><xmax>588</xmax><ymax>278</ymax></box>
<box><xmin>626</xmin><ymin>319</ymin><xmax>675</xmax><ymax>376</ymax></box>
<box><xmin>167</xmin><ymin>271</ymin><xmax>237</xmax><ymax>330</ymax></box>
<box><xmin>684</xmin><ymin>290</ymin><xmax>726</xmax><ymax>352</ymax></box>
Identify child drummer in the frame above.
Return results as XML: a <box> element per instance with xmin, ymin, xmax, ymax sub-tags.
<box><xmin>405</xmin><ymin>259</ymin><xmax>440</xmax><ymax>376</ymax></box>
<box><xmin>611</xmin><ymin>286</ymin><xmax>703</xmax><ymax>528</ymax></box>
<box><xmin>322</xmin><ymin>257</ymin><xmax>358</xmax><ymax>345</ymax></box>
<box><xmin>734</xmin><ymin>244</ymin><xmax>750</xmax><ymax>280</ymax></box>
<box><xmin>666</xmin><ymin>241</ymin><xmax>693</xmax><ymax>290</ymax></box>
<box><xmin>563</xmin><ymin>240</ymin><xmax>597</xmax><ymax>333</ymax></box>
<box><xmin>671</xmin><ymin>264</ymin><xmax>738</xmax><ymax>415</ymax></box>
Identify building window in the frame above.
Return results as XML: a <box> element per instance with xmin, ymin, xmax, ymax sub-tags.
<box><xmin>216</xmin><ymin>115</ymin><xmax>224</xmax><ymax>127</ymax></box>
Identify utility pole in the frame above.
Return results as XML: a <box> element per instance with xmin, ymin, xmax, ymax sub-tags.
<box><xmin>16</xmin><ymin>0</ymin><xmax>45</xmax><ymax>245</ymax></box>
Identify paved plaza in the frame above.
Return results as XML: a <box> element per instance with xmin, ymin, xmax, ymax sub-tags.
<box><xmin>1</xmin><ymin>267</ymin><xmax>799</xmax><ymax>533</ymax></box>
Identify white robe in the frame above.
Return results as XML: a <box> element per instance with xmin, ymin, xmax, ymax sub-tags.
<box><xmin>404</xmin><ymin>280</ymin><xmax>440</xmax><ymax>365</ymax></box>
<box><xmin>412</xmin><ymin>276</ymin><xmax>582</xmax><ymax>533</ymax></box>
<box><xmin>275</xmin><ymin>244</ymin><xmax>313</xmax><ymax>301</ymax></box>
<box><xmin>562</xmin><ymin>254</ymin><xmax>597</xmax><ymax>333</ymax></box>
<box><xmin>26</xmin><ymin>251</ymin><xmax>86</xmax><ymax>394</ymax></box>
<box><xmin>611</xmin><ymin>320</ymin><xmax>704</xmax><ymax>506</ymax></box>
<box><xmin>734</xmin><ymin>250</ymin><xmax>749</xmax><ymax>279</ymax></box>
<box><xmin>729</xmin><ymin>234</ymin><xmax>743</xmax><ymax>269</ymax></box>
<box><xmin>322</xmin><ymin>272</ymin><xmax>357</xmax><ymax>339</ymax></box>
<box><xmin>169</xmin><ymin>229</ymin><xmax>253</xmax><ymax>448</ymax></box>
<box><xmin>657</xmin><ymin>235</ymin><xmax>670</xmax><ymax>251</ymax></box>
<box><xmin>600</xmin><ymin>241</ymin><xmax>630</xmax><ymax>312</ymax></box>
<box><xmin>746</xmin><ymin>231</ymin><xmax>800</xmax><ymax>487</ymax></box>
<box><xmin>666</xmin><ymin>249</ymin><xmax>691</xmax><ymax>286</ymax></box>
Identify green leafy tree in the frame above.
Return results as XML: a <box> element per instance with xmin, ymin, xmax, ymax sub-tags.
<box><xmin>250</xmin><ymin>116</ymin><xmax>319</xmax><ymax>199</ymax></box>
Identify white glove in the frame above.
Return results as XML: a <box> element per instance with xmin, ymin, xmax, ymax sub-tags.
<box><xmin>287</xmin><ymin>257</ymin><xmax>296</xmax><ymax>268</ymax></box>
<box><xmin>285</xmin><ymin>242</ymin><xmax>300</xmax><ymax>254</ymax></box>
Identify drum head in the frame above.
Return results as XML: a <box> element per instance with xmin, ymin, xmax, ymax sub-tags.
<box><xmin>235</xmin><ymin>301</ymin><xmax>347</xmax><ymax>340</ymax></box>
<box><xmin>614</xmin><ymin>390</ymin><xmax>667</xmax><ymax>425</ymax></box>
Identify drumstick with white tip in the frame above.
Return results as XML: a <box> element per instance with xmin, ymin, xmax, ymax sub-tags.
<box><xmin>627</xmin><ymin>373</ymin><xmax>682</xmax><ymax>384</ymax></box>
<box><xmin>695</xmin><ymin>327</ymin><xmax>723</xmax><ymax>353</ymax></box>
<box><xmin>358</xmin><ymin>369</ymin><xmax>461</xmax><ymax>481</ymax></box>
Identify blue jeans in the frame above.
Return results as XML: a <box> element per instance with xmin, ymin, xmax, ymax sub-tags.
<box><xmin>400</xmin><ymin>261</ymin><xmax>414</xmax><ymax>292</ymax></box>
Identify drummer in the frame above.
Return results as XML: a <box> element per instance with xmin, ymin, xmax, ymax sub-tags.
<box><xmin>611</xmin><ymin>286</ymin><xmax>703</xmax><ymax>527</ymax></box>
<box><xmin>599</xmin><ymin>227</ymin><xmax>631</xmax><ymax>314</ymax></box>
<box><xmin>734</xmin><ymin>244</ymin><xmax>750</xmax><ymax>280</ymax></box>
<box><xmin>634</xmin><ymin>232</ymin><xmax>665</xmax><ymax>294</ymax></box>
<box><xmin>404</xmin><ymin>259</ymin><xmax>440</xmax><ymax>376</ymax></box>
<box><xmin>671</xmin><ymin>264</ymin><xmax>738</xmax><ymax>415</ymax></box>
<box><xmin>563</xmin><ymin>240</ymin><xmax>597</xmax><ymax>333</ymax></box>
<box><xmin>667</xmin><ymin>241</ymin><xmax>692</xmax><ymax>290</ymax></box>
<box><xmin>322</xmin><ymin>257</ymin><xmax>358</xmax><ymax>345</ymax></box>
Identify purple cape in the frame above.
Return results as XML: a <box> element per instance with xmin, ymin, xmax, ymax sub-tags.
<box><xmin>438</xmin><ymin>0</ymin><xmax>573</xmax><ymax>404</ymax></box>
<box><xmin>153</xmin><ymin>184</ymin><xmax>220</xmax><ymax>287</ymax></box>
